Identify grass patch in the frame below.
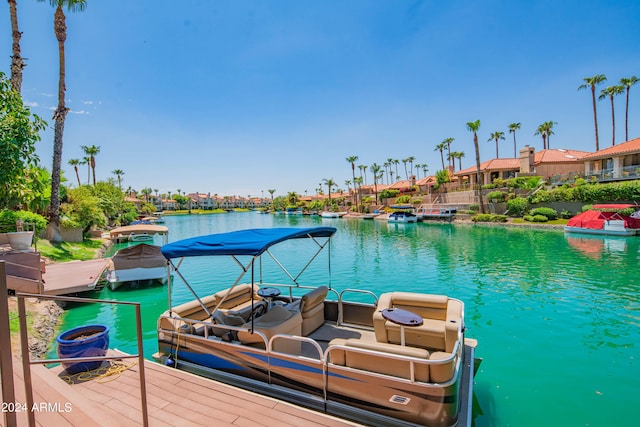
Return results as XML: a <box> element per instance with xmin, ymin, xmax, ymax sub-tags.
<box><xmin>37</xmin><ymin>238</ymin><xmax>105</xmax><ymax>263</ymax></box>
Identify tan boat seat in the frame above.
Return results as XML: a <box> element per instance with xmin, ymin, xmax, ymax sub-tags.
<box><xmin>213</xmin><ymin>283</ymin><xmax>267</xmax><ymax>321</ymax></box>
<box><xmin>373</xmin><ymin>292</ymin><xmax>462</xmax><ymax>352</ymax></box>
<box><xmin>294</xmin><ymin>286</ymin><xmax>329</xmax><ymax>335</ymax></box>
<box><xmin>237</xmin><ymin>305</ymin><xmax>302</xmax><ymax>353</ymax></box>
<box><xmin>328</xmin><ymin>338</ymin><xmax>430</xmax><ymax>382</ymax></box>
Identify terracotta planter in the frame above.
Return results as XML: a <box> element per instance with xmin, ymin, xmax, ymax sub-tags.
<box><xmin>7</xmin><ymin>231</ymin><xmax>34</xmax><ymax>251</ymax></box>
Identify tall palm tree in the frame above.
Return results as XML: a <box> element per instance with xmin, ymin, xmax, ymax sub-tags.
<box><xmin>82</xmin><ymin>155</ymin><xmax>90</xmax><ymax>184</ymax></box>
<box><xmin>442</xmin><ymin>138</ymin><xmax>455</xmax><ymax>169</ymax></box>
<box><xmin>112</xmin><ymin>169</ymin><xmax>124</xmax><ymax>190</ymax></box>
<box><xmin>39</xmin><ymin>0</ymin><xmax>87</xmax><ymax>241</ymax></box>
<box><xmin>407</xmin><ymin>156</ymin><xmax>416</xmax><ymax>178</ymax></box>
<box><xmin>346</xmin><ymin>155</ymin><xmax>359</xmax><ymax>209</ymax></box>
<box><xmin>323</xmin><ymin>178</ymin><xmax>336</xmax><ymax>205</ymax></box>
<box><xmin>534</xmin><ymin>123</ymin><xmax>548</xmax><ymax>150</ymax></box>
<box><xmin>81</xmin><ymin>144</ymin><xmax>100</xmax><ymax>185</ymax></box>
<box><xmin>8</xmin><ymin>0</ymin><xmax>26</xmax><ymax>93</ymax></box>
<box><xmin>68</xmin><ymin>158</ymin><xmax>81</xmax><ymax>187</ymax></box>
<box><xmin>386</xmin><ymin>158</ymin><xmax>394</xmax><ymax>183</ymax></box>
<box><xmin>455</xmin><ymin>152</ymin><xmax>465</xmax><ymax>171</ymax></box>
<box><xmin>508</xmin><ymin>122</ymin><xmax>521</xmax><ymax>158</ymax></box>
<box><xmin>370</xmin><ymin>163</ymin><xmax>382</xmax><ymax>204</ymax></box>
<box><xmin>620</xmin><ymin>76</ymin><xmax>638</xmax><ymax>142</ymax></box>
<box><xmin>599</xmin><ymin>85</ymin><xmax>625</xmax><ymax>146</ymax></box>
<box><xmin>421</xmin><ymin>164</ymin><xmax>429</xmax><ymax>178</ymax></box>
<box><xmin>578</xmin><ymin>74</ymin><xmax>607</xmax><ymax>151</ymax></box>
<box><xmin>267</xmin><ymin>189</ymin><xmax>275</xmax><ymax>208</ymax></box>
<box><xmin>402</xmin><ymin>158</ymin><xmax>409</xmax><ymax>180</ymax></box>
<box><xmin>393</xmin><ymin>159</ymin><xmax>400</xmax><ymax>180</ymax></box>
<box><xmin>434</xmin><ymin>142</ymin><xmax>447</xmax><ymax>170</ymax></box>
<box><xmin>544</xmin><ymin>121</ymin><xmax>556</xmax><ymax>149</ymax></box>
<box><xmin>488</xmin><ymin>131</ymin><xmax>505</xmax><ymax>158</ymax></box>
<box><xmin>466</xmin><ymin>120</ymin><xmax>485</xmax><ymax>214</ymax></box>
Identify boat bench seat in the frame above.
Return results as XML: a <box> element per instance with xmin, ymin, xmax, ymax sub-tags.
<box><xmin>328</xmin><ymin>338</ymin><xmax>430</xmax><ymax>382</ymax></box>
<box><xmin>329</xmin><ymin>338</ymin><xmax>456</xmax><ymax>383</ymax></box>
<box><xmin>373</xmin><ymin>292</ymin><xmax>462</xmax><ymax>352</ymax></box>
<box><xmin>287</xmin><ymin>286</ymin><xmax>329</xmax><ymax>336</ymax></box>
<box><xmin>237</xmin><ymin>305</ymin><xmax>302</xmax><ymax>353</ymax></box>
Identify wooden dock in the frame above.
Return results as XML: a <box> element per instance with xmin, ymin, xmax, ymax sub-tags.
<box><xmin>4</xmin><ymin>352</ymin><xmax>361</xmax><ymax>427</ymax></box>
<box><xmin>42</xmin><ymin>259</ymin><xmax>109</xmax><ymax>295</ymax></box>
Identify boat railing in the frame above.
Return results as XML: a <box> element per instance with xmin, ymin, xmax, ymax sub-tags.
<box><xmin>323</xmin><ymin>341</ymin><xmax>461</xmax><ymax>386</ymax></box>
<box><xmin>337</xmin><ymin>289</ymin><xmax>378</xmax><ymax>326</ymax></box>
<box><xmin>1</xmin><ymin>275</ymin><xmax>149</xmax><ymax>427</ymax></box>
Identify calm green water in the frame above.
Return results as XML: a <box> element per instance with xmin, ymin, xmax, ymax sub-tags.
<box><xmin>54</xmin><ymin>213</ymin><xmax>640</xmax><ymax>426</ymax></box>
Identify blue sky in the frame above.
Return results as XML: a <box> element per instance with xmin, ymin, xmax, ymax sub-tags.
<box><xmin>2</xmin><ymin>0</ymin><xmax>640</xmax><ymax>198</ymax></box>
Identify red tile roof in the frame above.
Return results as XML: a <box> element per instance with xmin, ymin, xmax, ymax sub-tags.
<box><xmin>535</xmin><ymin>148</ymin><xmax>590</xmax><ymax>163</ymax></box>
<box><xmin>455</xmin><ymin>158</ymin><xmax>519</xmax><ymax>176</ymax></box>
<box><xmin>582</xmin><ymin>137</ymin><xmax>640</xmax><ymax>160</ymax></box>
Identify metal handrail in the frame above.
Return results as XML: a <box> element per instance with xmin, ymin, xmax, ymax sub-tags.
<box><xmin>14</xmin><ymin>291</ymin><xmax>149</xmax><ymax>427</ymax></box>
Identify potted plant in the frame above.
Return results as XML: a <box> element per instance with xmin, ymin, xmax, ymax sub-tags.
<box><xmin>56</xmin><ymin>324</ymin><xmax>110</xmax><ymax>374</ymax></box>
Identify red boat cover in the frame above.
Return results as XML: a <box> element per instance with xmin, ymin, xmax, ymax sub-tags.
<box><xmin>567</xmin><ymin>209</ymin><xmax>640</xmax><ymax>230</ymax></box>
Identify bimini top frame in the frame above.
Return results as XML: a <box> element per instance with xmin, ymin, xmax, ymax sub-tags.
<box><xmin>160</xmin><ymin>227</ymin><xmax>337</xmax><ymax>318</ymax></box>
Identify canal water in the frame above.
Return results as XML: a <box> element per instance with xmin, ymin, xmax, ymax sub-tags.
<box><xmin>54</xmin><ymin>213</ymin><xmax>640</xmax><ymax>426</ymax></box>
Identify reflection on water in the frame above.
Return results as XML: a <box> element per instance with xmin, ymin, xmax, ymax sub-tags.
<box><xmin>55</xmin><ymin>213</ymin><xmax>640</xmax><ymax>427</ymax></box>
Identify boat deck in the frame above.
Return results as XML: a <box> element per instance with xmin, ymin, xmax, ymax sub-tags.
<box><xmin>4</xmin><ymin>350</ymin><xmax>361</xmax><ymax>427</ymax></box>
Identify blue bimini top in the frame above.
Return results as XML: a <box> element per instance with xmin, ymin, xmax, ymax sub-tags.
<box><xmin>160</xmin><ymin>227</ymin><xmax>337</xmax><ymax>259</ymax></box>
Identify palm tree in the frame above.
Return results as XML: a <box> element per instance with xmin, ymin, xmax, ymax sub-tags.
<box><xmin>81</xmin><ymin>156</ymin><xmax>90</xmax><ymax>183</ymax></box>
<box><xmin>466</xmin><ymin>120</ymin><xmax>485</xmax><ymax>214</ymax></box>
<box><xmin>346</xmin><ymin>155</ymin><xmax>359</xmax><ymax>209</ymax></box>
<box><xmin>111</xmin><ymin>169</ymin><xmax>124</xmax><ymax>190</ymax></box>
<box><xmin>386</xmin><ymin>158</ymin><xmax>394</xmax><ymax>183</ymax></box>
<box><xmin>442</xmin><ymin>138</ymin><xmax>454</xmax><ymax>169</ymax></box>
<box><xmin>488</xmin><ymin>131</ymin><xmax>505</xmax><ymax>158</ymax></box>
<box><xmin>534</xmin><ymin>123</ymin><xmax>548</xmax><ymax>150</ymax></box>
<box><xmin>455</xmin><ymin>152</ymin><xmax>465</xmax><ymax>171</ymax></box>
<box><xmin>68</xmin><ymin>158</ymin><xmax>81</xmax><ymax>187</ymax></box>
<box><xmin>323</xmin><ymin>178</ymin><xmax>336</xmax><ymax>205</ymax></box>
<box><xmin>358</xmin><ymin>165</ymin><xmax>368</xmax><ymax>185</ymax></box>
<box><xmin>8</xmin><ymin>0</ymin><xmax>26</xmax><ymax>93</ymax></box>
<box><xmin>402</xmin><ymin>158</ymin><xmax>409</xmax><ymax>180</ymax></box>
<box><xmin>421</xmin><ymin>164</ymin><xmax>429</xmax><ymax>177</ymax></box>
<box><xmin>370</xmin><ymin>163</ymin><xmax>382</xmax><ymax>204</ymax></box>
<box><xmin>620</xmin><ymin>76</ymin><xmax>638</xmax><ymax>142</ymax></box>
<box><xmin>81</xmin><ymin>144</ymin><xmax>100</xmax><ymax>185</ymax></box>
<box><xmin>267</xmin><ymin>189</ymin><xmax>275</xmax><ymax>208</ymax></box>
<box><xmin>393</xmin><ymin>159</ymin><xmax>400</xmax><ymax>180</ymax></box>
<box><xmin>39</xmin><ymin>0</ymin><xmax>87</xmax><ymax>241</ymax></box>
<box><xmin>508</xmin><ymin>122</ymin><xmax>521</xmax><ymax>158</ymax></box>
<box><xmin>578</xmin><ymin>74</ymin><xmax>607</xmax><ymax>151</ymax></box>
<box><xmin>544</xmin><ymin>121</ymin><xmax>556</xmax><ymax>149</ymax></box>
<box><xmin>434</xmin><ymin>142</ymin><xmax>447</xmax><ymax>170</ymax></box>
<box><xmin>599</xmin><ymin>85</ymin><xmax>625</xmax><ymax>146</ymax></box>
<box><xmin>407</xmin><ymin>156</ymin><xmax>416</xmax><ymax>178</ymax></box>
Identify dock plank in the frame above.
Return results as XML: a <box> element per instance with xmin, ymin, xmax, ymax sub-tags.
<box><xmin>32</xmin><ymin>351</ymin><xmax>362</xmax><ymax>427</ymax></box>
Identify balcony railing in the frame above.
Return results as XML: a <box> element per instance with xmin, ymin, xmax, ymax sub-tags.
<box><xmin>550</xmin><ymin>164</ymin><xmax>640</xmax><ymax>186</ymax></box>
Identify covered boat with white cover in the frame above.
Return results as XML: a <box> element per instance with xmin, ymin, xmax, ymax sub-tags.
<box><xmin>107</xmin><ymin>243</ymin><xmax>168</xmax><ymax>290</ymax></box>
<box><xmin>155</xmin><ymin>227</ymin><xmax>478</xmax><ymax>427</ymax></box>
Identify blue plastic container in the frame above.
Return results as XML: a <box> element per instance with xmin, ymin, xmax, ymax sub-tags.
<box><xmin>56</xmin><ymin>324</ymin><xmax>109</xmax><ymax>374</ymax></box>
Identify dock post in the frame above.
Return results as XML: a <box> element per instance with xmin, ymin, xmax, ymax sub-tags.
<box><xmin>0</xmin><ymin>261</ymin><xmax>17</xmax><ymax>427</ymax></box>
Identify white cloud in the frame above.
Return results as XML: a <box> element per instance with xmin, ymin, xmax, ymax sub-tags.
<box><xmin>24</xmin><ymin>100</ymin><xmax>39</xmax><ymax>108</ymax></box>
<box><xmin>70</xmin><ymin>110</ymin><xmax>90</xmax><ymax>115</ymax></box>
<box><xmin>81</xmin><ymin>100</ymin><xmax>94</xmax><ymax>105</ymax></box>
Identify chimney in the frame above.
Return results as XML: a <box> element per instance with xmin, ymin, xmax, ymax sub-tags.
<box><xmin>519</xmin><ymin>145</ymin><xmax>535</xmax><ymax>174</ymax></box>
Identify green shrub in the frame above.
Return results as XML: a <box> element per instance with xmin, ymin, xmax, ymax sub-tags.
<box><xmin>491</xmin><ymin>214</ymin><xmax>508</xmax><ymax>222</ymax></box>
<box><xmin>396</xmin><ymin>195</ymin><xmax>411</xmax><ymax>204</ymax></box>
<box><xmin>530</xmin><ymin>207</ymin><xmax>558</xmax><ymax>220</ymax></box>
<box><xmin>468</xmin><ymin>204</ymin><xmax>480</xmax><ymax>213</ymax></box>
<box><xmin>379</xmin><ymin>189</ymin><xmax>400</xmax><ymax>200</ymax></box>
<box><xmin>472</xmin><ymin>213</ymin><xmax>507</xmax><ymax>223</ymax></box>
<box><xmin>506</xmin><ymin>197</ymin><xmax>528</xmax><ymax>217</ymax></box>
<box><xmin>532</xmin><ymin>214</ymin><xmax>548</xmax><ymax>222</ymax></box>
<box><xmin>486</xmin><ymin>191</ymin><xmax>505</xmax><ymax>202</ymax></box>
<box><xmin>523</xmin><ymin>215</ymin><xmax>534</xmax><ymax>222</ymax></box>
<box><xmin>0</xmin><ymin>209</ymin><xmax>47</xmax><ymax>234</ymax></box>
<box><xmin>560</xmin><ymin>209</ymin><xmax>573</xmax><ymax>219</ymax></box>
